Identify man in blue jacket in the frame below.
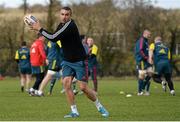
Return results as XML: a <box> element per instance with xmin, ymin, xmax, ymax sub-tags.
<box><xmin>135</xmin><ymin>30</ymin><xmax>153</xmax><ymax>96</ymax></box>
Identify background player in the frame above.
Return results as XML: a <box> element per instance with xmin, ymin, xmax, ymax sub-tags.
<box><xmin>29</xmin><ymin>34</ymin><xmax>46</xmax><ymax>96</ymax></box>
<box><xmin>135</xmin><ymin>30</ymin><xmax>152</xmax><ymax>96</ymax></box>
<box><xmin>48</xmin><ymin>41</ymin><xmax>64</xmax><ymax>95</ymax></box>
<box><xmin>149</xmin><ymin>36</ymin><xmax>175</xmax><ymax>95</ymax></box>
<box><xmin>15</xmin><ymin>41</ymin><xmax>32</xmax><ymax>92</ymax></box>
<box><xmin>37</xmin><ymin>40</ymin><xmax>62</xmax><ymax>96</ymax></box>
<box><xmin>87</xmin><ymin>37</ymin><xmax>99</xmax><ymax>93</ymax></box>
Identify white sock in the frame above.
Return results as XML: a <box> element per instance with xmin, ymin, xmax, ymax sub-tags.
<box><xmin>94</xmin><ymin>99</ymin><xmax>103</xmax><ymax>111</ymax></box>
<box><xmin>29</xmin><ymin>88</ymin><xmax>34</xmax><ymax>92</ymax></box>
<box><xmin>71</xmin><ymin>105</ymin><xmax>79</xmax><ymax>114</ymax></box>
<box><xmin>170</xmin><ymin>90</ymin><xmax>175</xmax><ymax>94</ymax></box>
<box><xmin>35</xmin><ymin>90</ymin><xmax>38</xmax><ymax>95</ymax></box>
<box><xmin>38</xmin><ymin>90</ymin><xmax>43</xmax><ymax>95</ymax></box>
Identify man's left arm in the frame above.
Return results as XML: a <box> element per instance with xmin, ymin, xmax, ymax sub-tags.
<box><xmin>91</xmin><ymin>45</ymin><xmax>98</xmax><ymax>58</ymax></box>
<box><xmin>168</xmin><ymin>50</ymin><xmax>171</xmax><ymax>60</ymax></box>
<box><xmin>149</xmin><ymin>43</ymin><xmax>155</xmax><ymax>64</ymax></box>
<box><xmin>92</xmin><ymin>45</ymin><xmax>98</xmax><ymax>55</ymax></box>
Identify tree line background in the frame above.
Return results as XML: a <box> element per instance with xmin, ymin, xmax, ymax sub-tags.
<box><xmin>0</xmin><ymin>0</ymin><xmax>180</xmax><ymax>77</ymax></box>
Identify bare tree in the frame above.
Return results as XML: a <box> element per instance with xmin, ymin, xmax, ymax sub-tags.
<box><xmin>47</xmin><ymin>0</ymin><xmax>60</xmax><ymax>32</ymax></box>
<box><xmin>21</xmin><ymin>0</ymin><xmax>28</xmax><ymax>42</ymax></box>
<box><xmin>0</xmin><ymin>18</ymin><xmax>22</xmax><ymax>75</ymax></box>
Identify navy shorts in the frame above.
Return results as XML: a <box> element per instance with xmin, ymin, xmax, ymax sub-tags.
<box><xmin>62</xmin><ymin>61</ymin><xmax>87</xmax><ymax>82</ymax></box>
<box><xmin>48</xmin><ymin>60</ymin><xmax>61</xmax><ymax>71</ymax></box>
<box><xmin>136</xmin><ymin>60</ymin><xmax>151</xmax><ymax>70</ymax></box>
<box><xmin>19</xmin><ymin>67</ymin><xmax>32</xmax><ymax>74</ymax></box>
<box><xmin>31</xmin><ymin>66</ymin><xmax>45</xmax><ymax>74</ymax></box>
<box><xmin>155</xmin><ymin>61</ymin><xmax>172</xmax><ymax>75</ymax></box>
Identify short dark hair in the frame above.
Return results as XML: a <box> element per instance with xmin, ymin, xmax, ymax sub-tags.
<box><xmin>21</xmin><ymin>41</ymin><xmax>26</xmax><ymax>46</ymax></box>
<box><xmin>37</xmin><ymin>33</ymin><xmax>43</xmax><ymax>38</ymax></box>
<box><xmin>61</xmin><ymin>6</ymin><xmax>72</xmax><ymax>15</ymax></box>
<box><xmin>80</xmin><ymin>35</ymin><xmax>85</xmax><ymax>41</ymax></box>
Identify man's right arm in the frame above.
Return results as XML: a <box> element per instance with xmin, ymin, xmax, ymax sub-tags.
<box><xmin>139</xmin><ymin>37</ymin><xmax>148</xmax><ymax>60</ymax></box>
<box><xmin>39</xmin><ymin>20</ymin><xmax>72</xmax><ymax>42</ymax></box>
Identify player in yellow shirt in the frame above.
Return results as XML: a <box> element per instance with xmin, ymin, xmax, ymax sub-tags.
<box><xmin>87</xmin><ymin>37</ymin><xmax>99</xmax><ymax>93</ymax></box>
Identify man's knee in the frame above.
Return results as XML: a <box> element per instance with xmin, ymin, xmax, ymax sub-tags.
<box><xmin>79</xmin><ymin>82</ymin><xmax>87</xmax><ymax>91</ymax></box>
<box><xmin>138</xmin><ymin>70</ymin><xmax>146</xmax><ymax>79</ymax></box>
<box><xmin>63</xmin><ymin>77</ymin><xmax>72</xmax><ymax>89</ymax></box>
<box><xmin>147</xmin><ymin>67</ymin><xmax>154</xmax><ymax>76</ymax></box>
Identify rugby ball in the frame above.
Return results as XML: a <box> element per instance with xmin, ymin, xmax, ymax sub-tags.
<box><xmin>24</xmin><ymin>14</ymin><xmax>38</xmax><ymax>26</ymax></box>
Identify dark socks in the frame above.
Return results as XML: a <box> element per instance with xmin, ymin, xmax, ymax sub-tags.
<box><xmin>21</xmin><ymin>86</ymin><xmax>24</xmax><ymax>92</ymax></box>
<box><xmin>165</xmin><ymin>73</ymin><xmax>174</xmax><ymax>91</ymax></box>
<box><xmin>138</xmin><ymin>79</ymin><xmax>144</xmax><ymax>93</ymax></box>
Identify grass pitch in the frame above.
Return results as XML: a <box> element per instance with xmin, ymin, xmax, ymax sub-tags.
<box><xmin>0</xmin><ymin>77</ymin><xmax>180</xmax><ymax>121</ymax></box>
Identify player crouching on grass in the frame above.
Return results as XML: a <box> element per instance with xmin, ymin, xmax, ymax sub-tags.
<box><xmin>149</xmin><ymin>36</ymin><xmax>175</xmax><ymax>96</ymax></box>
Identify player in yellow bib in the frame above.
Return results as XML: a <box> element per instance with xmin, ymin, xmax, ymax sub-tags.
<box><xmin>149</xmin><ymin>36</ymin><xmax>175</xmax><ymax>95</ymax></box>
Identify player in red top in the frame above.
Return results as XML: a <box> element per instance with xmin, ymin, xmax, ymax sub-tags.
<box><xmin>29</xmin><ymin>33</ymin><xmax>47</xmax><ymax>96</ymax></box>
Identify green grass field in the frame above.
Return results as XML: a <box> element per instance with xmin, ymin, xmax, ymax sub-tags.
<box><xmin>0</xmin><ymin>77</ymin><xmax>180</xmax><ymax>121</ymax></box>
